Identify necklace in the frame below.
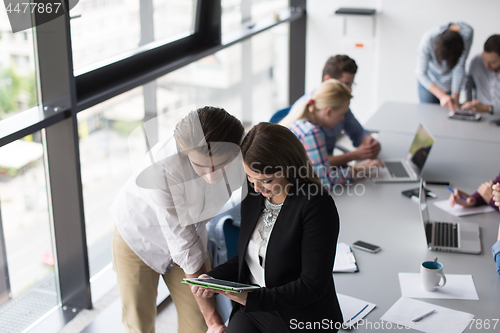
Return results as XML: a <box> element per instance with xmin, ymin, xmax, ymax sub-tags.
<box><xmin>258</xmin><ymin>199</ymin><xmax>283</xmax><ymax>244</ymax></box>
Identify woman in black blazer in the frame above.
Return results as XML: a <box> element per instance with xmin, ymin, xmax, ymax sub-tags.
<box><xmin>192</xmin><ymin>123</ymin><xmax>342</xmax><ymax>332</ymax></box>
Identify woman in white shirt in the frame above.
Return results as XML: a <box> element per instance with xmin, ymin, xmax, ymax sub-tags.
<box><xmin>111</xmin><ymin>107</ymin><xmax>246</xmax><ymax>333</ymax></box>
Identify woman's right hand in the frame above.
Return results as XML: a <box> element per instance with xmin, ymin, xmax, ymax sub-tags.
<box><xmin>190</xmin><ymin>274</ymin><xmax>219</xmax><ymax>299</ymax></box>
<box><xmin>439</xmin><ymin>95</ymin><xmax>455</xmax><ymax>111</ymax></box>
<box><xmin>449</xmin><ymin>189</ymin><xmax>476</xmax><ymax>208</ymax></box>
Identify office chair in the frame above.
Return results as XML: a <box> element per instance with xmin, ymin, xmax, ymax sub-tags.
<box><xmin>223</xmin><ymin>219</ymin><xmax>239</xmax><ymax>260</ymax></box>
<box><xmin>270</xmin><ymin>106</ymin><xmax>351</xmax><ymax>154</ymax></box>
<box><xmin>269</xmin><ymin>107</ymin><xmax>291</xmax><ymax>124</ymax></box>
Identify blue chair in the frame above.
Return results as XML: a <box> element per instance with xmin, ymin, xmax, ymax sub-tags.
<box><xmin>223</xmin><ymin>219</ymin><xmax>239</xmax><ymax>260</ymax></box>
<box><xmin>269</xmin><ymin>107</ymin><xmax>291</xmax><ymax>124</ymax></box>
<box><xmin>206</xmin><ymin>205</ymin><xmax>241</xmax><ymax>323</ymax></box>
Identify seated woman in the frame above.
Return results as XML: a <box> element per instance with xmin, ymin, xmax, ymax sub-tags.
<box><xmin>191</xmin><ymin>122</ymin><xmax>343</xmax><ymax>332</ymax></box>
<box><xmin>449</xmin><ymin>170</ymin><xmax>500</xmax><ymax>212</ymax></box>
<box><xmin>280</xmin><ymin>79</ymin><xmax>382</xmax><ymax>190</ymax></box>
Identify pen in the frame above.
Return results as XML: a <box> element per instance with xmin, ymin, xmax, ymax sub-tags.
<box><xmin>412</xmin><ymin>309</ymin><xmax>436</xmax><ymax>322</ymax></box>
<box><xmin>445</xmin><ymin>186</ymin><xmax>467</xmax><ymax>201</ymax></box>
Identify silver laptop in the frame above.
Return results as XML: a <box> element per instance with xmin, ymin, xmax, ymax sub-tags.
<box><xmin>418</xmin><ymin>180</ymin><xmax>481</xmax><ymax>254</ymax></box>
<box><xmin>372</xmin><ymin>124</ymin><xmax>434</xmax><ymax>183</ymax></box>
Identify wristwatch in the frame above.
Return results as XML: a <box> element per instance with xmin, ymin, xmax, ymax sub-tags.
<box><xmin>489</xmin><ymin>105</ymin><xmax>494</xmax><ymax>114</ymax></box>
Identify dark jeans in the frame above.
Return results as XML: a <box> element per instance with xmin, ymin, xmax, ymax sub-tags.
<box><xmin>227</xmin><ymin>308</ymin><xmax>288</xmax><ymax>333</ymax></box>
<box><xmin>418</xmin><ymin>82</ymin><xmax>450</xmax><ymax>104</ymax></box>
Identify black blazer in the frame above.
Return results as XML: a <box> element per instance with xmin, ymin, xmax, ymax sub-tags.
<box><xmin>209</xmin><ymin>182</ymin><xmax>342</xmax><ymax>332</ymax></box>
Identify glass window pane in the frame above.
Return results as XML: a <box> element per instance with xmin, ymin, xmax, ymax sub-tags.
<box><xmin>251</xmin><ymin>0</ymin><xmax>288</xmax><ymax>21</ymax></box>
<box><xmin>78</xmin><ymin>20</ymin><xmax>289</xmax><ymax>304</ymax></box>
<box><xmin>222</xmin><ymin>0</ymin><xmax>242</xmax><ymax>34</ymax></box>
<box><xmin>0</xmin><ymin>11</ymin><xmax>38</xmax><ymax>120</ymax></box>
<box><xmin>70</xmin><ymin>0</ymin><xmax>197</xmax><ymax>73</ymax></box>
<box><xmin>0</xmin><ymin>132</ymin><xmax>58</xmax><ymax>331</ymax></box>
<box><xmin>159</xmin><ymin>22</ymin><xmax>289</xmax><ymax>124</ymax></box>
<box><xmin>78</xmin><ymin>87</ymin><xmax>144</xmax><ymax>279</ymax></box>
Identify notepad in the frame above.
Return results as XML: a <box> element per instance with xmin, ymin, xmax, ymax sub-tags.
<box><xmin>398</xmin><ymin>273</ymin><xmax>478</xmax><ymax>300</ymax></box>
<box><xmin>433</xmin><ymin>199</ymin><xmax>495</xmax><ymax>217</ymax></box>
<box><xmin>333</xmin><ymin>243</ymin><xmax>358</xmax><ymax>272</ymax></box>
<box><xmin>337</xmin><ymin>294</ymin><xmax>376</xmax><ymax>328</ymax></box>
<box><xmin>381</xmin><ymin>297</ymin><xmax>474</xmax><ymax>333</ymax></box>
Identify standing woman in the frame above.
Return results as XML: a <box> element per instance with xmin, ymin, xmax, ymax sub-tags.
<box><xmin>280</xmin><ymin>79</ymin><xmax>382</xmax><ymax>190</ymax></box>
<box><xmin>192</xmin><ymin>123</ymin><xmax>343</xmax><ymax>332</ymax></box>
<box><xmin>416</xmin><ymin>22</ymin><xmax>473</xmax><ymax>110</ymax></box>
<box><xmin>110</xmin><ymin>107</ymin><xmax>245</xmax><ymax>333</ymax></box>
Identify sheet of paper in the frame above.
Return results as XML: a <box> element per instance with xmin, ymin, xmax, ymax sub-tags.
<box><xmin>333</xmin><ymin>242</ymin><xmax>358</xmax><ymax>272</ymax></box>
<box><xmin>337</xmin><ymin>293</ymin><xmax>376</xmax><ymax>328</ymax></box>
<box><xmin>381</xmin><ymin>297</ymin><xmax>474</xmax><ymax>333</ymax></box>
<box><xmin>398</xmin><ymin>273</ymin><xmax>478</xmax><ymax>300</ymax></box>
<box><xmin>433</xmin><ymin>199</ymin><xmax>495</xmax><ymax>217</ymax></box>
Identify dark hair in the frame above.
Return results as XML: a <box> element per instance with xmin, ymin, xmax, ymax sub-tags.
<box><xmin>241</xmin><ymin>122</ymin><xmax>321</xmax><ymax>186</ymax></box>
<box><xmin>433</xmin><ymin>29</ymin><xmax>464</xmax><ymax>73</ymax></box>
<box><xmin>322</xmin><ymin>55</ymin><xmax>358</xmax><ymax>80</ymax></box>
<box><xmin>484</xmin><ymin>34</ymin><xmax>500</xmax><ymax>56</ymax></box>
<box><xmin>174</xmin><ymin>106</ymin><xmax>244</xmax><ymax>156</ymax></box>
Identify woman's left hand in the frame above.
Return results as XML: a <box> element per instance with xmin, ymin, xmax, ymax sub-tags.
<box><xmin>220</xmin><ymin>291</ymin><xmax>248</xmax><ymax>306</ymax></box>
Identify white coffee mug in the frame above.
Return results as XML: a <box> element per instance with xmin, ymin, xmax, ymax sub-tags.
<box><xmin>421</xmin><ymin>261</ymin><xmax>446</xmax><ymax>291</ymax></box>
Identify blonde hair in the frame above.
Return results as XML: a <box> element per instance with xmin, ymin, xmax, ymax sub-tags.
<box><xmin>280</xmin><ymin>79</ymin><xmax>352</xmax><ymax>127</ymax></box>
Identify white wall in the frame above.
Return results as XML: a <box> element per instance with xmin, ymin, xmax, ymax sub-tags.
<box><xmin>306</xmin><ymin>0</ymin><xmax>500</xmax><ymax>124</ymax></box>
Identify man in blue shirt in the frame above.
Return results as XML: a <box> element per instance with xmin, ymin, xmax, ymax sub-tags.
<box><xmin>291</xmin><ymin>55</ymin><xmax>381</xmax><ymax>166</ymax></box>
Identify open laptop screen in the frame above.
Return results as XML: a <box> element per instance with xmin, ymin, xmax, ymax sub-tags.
<box><xmin>407</xmin><ymin>124</ymin><xmax>434</xmax><ymax>173</ymax></box>
<box><xmin>418</xmin><ymin>180</ymin><xmax>430</xmax><ymax>224</ymax></box>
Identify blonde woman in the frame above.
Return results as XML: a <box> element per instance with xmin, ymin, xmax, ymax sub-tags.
<box><xmin>281</xmin><ymin>79</ymin><xmax>382</xmax><ymax>190</ymax></box>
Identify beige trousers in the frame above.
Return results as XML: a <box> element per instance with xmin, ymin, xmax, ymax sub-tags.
<box><xmin>112</xmin><ymin>226</ymin><xmax>208</xmax><ymax>333</ymax></box>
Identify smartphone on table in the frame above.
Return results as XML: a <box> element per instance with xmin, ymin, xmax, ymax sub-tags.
<box><xmin>447</xmin><ymin>111</ymin><xmax>481</xmax><ymax>121</ymax></box>
<box><xmin>352</xmin><ymin>241</ymin><xmax>381</xmax><ymax>253</ymax></box>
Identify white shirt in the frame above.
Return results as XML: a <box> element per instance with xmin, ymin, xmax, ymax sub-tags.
<box><xmin>245</xmin><ymin>201</ymin><xmax>282</xmax><ymax>287</ymax></box>
<box><xmin>110</xmin><ymin>135</ymin><xmax>246</xmax><ymax>274</ymax></box>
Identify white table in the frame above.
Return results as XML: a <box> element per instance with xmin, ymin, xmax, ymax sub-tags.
<box><xmin>365</xmin><ymin>102</ymin><xmax>500</xmax><ymax>143</ymax></box>
<box><xmin>334</xmin><ymin>130</ymin><xmax>500</xmax><ymax>331</ymax></box>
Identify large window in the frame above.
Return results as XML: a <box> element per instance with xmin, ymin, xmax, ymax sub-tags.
<box><xmin>70</xmin><ymin>0</ymin><xmax>197</xmax><ymax>72</ymax></box>
<box><xmin>78</xmin><ymin>87</ymin><xmax>144</xmax><ymax>278</ymax></box>
<box><xmin>80</xmin><ymin>21</ymin><xmax>289</xmax><ymax>280</ymax></box>
<box><xmin>0</xmin><ymin>132</ymin><xmax>58</xmax><ymax>332</ymax></box>
<box><xmin>0</xmin><ymin>0</ymin><xmax>305</xmax><ymax>331</ymax></box>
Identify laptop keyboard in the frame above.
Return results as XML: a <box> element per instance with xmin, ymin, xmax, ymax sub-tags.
<box><xmin>433</xmin><ymin>222</ymin><xmax>459</xmax><ymax>248</ymax></box>
<box><xmin>385</xmin><ymin>161</ymin><xmax>410</xmax><ymax>178</ymax></box>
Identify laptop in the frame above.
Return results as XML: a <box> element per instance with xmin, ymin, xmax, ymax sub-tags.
<box><xmin>418</xmin><ymin>180</ymin><xmax>481</xmax><ymax>254</ymax></box>
<box><xmin>372</xmin><ymin>124</ymin><xmax>434</xmax><ymax>183</ymax></box>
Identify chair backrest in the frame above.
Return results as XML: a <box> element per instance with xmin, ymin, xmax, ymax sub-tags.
<box><xmin>269</xmin><ymin>107</ymin><xmax>291</xmax><ymax>124</ymax></box>
<box><xmin>222</xmin><ymin>219</ymin><xmax>240</xmax><ymax>260</ymax></box>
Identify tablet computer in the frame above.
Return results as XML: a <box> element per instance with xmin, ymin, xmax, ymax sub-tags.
<box><xmin>447</xmin><ymin>111</ymin><xmax>481</xmax><ymax>121</ymax></box>
<box><xmin>182</xmin><ymin>278</ymin><xmax>260</xmax><ymax>293</ymax></box>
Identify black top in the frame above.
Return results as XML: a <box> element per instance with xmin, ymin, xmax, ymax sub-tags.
<box><xmin>208</xmin><ymin>182</ymin><xmax>342</xmax><ymax>332</ymax></box>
